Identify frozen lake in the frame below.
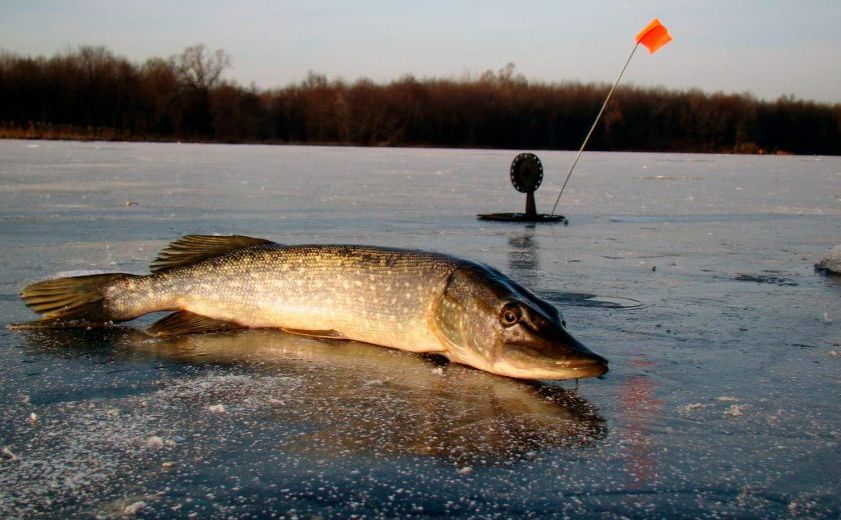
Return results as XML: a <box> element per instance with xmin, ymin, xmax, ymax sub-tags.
<box><xmin>1</xmin><ymin>140</ymin><xmax>840</xmax><ymax>518</ymax></box>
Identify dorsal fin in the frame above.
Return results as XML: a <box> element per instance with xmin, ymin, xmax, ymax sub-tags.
<box><xmin>150</xmin><ymin>235</ymin><xmax>275</xmax><ymax>273</ymax></box>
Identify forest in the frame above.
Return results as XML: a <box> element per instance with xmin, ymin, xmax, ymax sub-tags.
<box><xmin>1</xmin><ymin>45</ymin><xmax>840</xmax><ymax>155</ymax></box>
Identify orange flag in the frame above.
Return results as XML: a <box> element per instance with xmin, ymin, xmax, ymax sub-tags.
<box><xmin>636</xmin><ymin>18</ymin><xmax>672</xmax><ymax>54</ymax></box>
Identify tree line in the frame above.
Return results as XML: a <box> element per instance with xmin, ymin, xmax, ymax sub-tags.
<box><xmin>1</xmin><ymin>45</ymin><xmax>840</xmax><ymax>155</ymax></box>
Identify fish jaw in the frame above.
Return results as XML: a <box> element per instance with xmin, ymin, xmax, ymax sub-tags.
<box><xmin>491</xmin><ymin>359</ymin><xmax>608</xmax><ymax>380</ymax></box>
<box><xmin>494</xmin><ymin>344</ymin><xmax>608</xmax><ymax>380</ymax></box>
<box><xmin>438</xmin><ymin>333</ymin><xmax>608</xmax><ymax>381</ymax></box>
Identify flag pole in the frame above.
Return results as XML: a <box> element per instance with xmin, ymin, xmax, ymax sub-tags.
<box><xmin>550</xmin><ymin>42</ymin><xmax>640</xmax><ymax>216</ymax></box>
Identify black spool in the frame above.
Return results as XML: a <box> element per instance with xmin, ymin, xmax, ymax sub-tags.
<box><xmin>510</xmin><ymin>152</ymin><xmax>543</xmax><ymax>194</ymax></box>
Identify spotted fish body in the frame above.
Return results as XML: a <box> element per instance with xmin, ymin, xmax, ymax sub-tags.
<box><xmin>15</xmin><ymin>235</ymin><xmax>608</xmax><ymax>380</ymax></box>
<box><xmin>109</xmin><ymin>244</ymin><xmax>457</xmax><ymax>353</ymax></box>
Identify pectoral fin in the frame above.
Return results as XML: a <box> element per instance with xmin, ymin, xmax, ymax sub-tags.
<box><xmin>148</xmin><ymin>311</ymin><xmax>246</xmax><ymax>337</ymax></box>
<box><xmin>280</xmin><ymin>327</ymin><xmax>347</xmax><ymax>340</ymax></box>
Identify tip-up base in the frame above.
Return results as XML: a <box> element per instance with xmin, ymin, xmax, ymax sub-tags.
<box><xmin>477</xmin><ymin>213</ymin><xmax>567</xmax><ymax>224</ymax></box>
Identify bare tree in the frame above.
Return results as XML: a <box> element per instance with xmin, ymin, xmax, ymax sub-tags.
<box><xmin>171</xmin><ymin>44</ymin><xmax>231</xmax><ymax>90</ymax></box>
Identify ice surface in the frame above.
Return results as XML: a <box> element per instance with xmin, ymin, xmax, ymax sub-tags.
<box><xmin>1</xmin><ymin>141</ymin><xmax>840</xmax><ymax>517</ymax></box>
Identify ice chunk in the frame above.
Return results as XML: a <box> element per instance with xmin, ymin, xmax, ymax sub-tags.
<box><xmin>816</xmin><ymin>245</ymin><xmax>841</xmax><ymax>274</ymax></box>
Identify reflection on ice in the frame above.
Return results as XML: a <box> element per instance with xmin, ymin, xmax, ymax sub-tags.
<box><xmin>506</xmin><ymin>228</ymin><xmax>542</xmax><ymax>293</ymax></box>
<box><xmin>19</xmin><ymin>328</ymin><xmax>607</xmax><ymax>465</ymax></box>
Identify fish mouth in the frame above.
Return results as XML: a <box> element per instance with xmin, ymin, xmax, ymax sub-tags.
<box><xmin>496</xmin><ymin>328</ymin><xmax>609</xmax><ymax>381</ymax></box>
<box><xmin>497</xmin><ymin>345</ymin><xmax>608</xmax><ymax>380</ymax></box>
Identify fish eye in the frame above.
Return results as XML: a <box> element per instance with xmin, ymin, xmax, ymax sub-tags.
<box><xmin>499</xmin><ymin>304</ymin><xmax>522</xmax><ymax>327</ymax></box>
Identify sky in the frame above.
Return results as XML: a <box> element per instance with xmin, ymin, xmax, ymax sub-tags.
<box><xmin>2</xmin><ymin>1</ymin><xmax>840</xmax><ymax>103</ymax></box>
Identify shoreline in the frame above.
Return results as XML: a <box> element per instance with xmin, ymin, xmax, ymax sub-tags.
<box><xmin>0</xmin><ymin>128</ymin><xmax>802</xmax><ymax>156</ymax></box>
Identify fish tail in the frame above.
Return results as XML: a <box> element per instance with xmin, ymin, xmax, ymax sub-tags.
<box><xmin>11</xmin><ymin>273</ymin><xmax>140</xmax><ymax>328</ymax></box>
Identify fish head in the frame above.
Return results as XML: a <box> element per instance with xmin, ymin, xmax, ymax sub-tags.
<box><xmin>433</xmin><ymin>263</ymin><xmax>608</xmax><ymax>380</ymax></box>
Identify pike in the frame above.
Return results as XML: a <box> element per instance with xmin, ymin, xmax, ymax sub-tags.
<box><xmin>12</xmin><ymin>235</ymin><xmax>608</xmax><ymax>380</ymax></box>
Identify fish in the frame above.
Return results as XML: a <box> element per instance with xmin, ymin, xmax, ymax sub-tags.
<box><xmin>11</xmin><ymin>234</ymin><xmax>608</xmax><ymax>380</ymax></box>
